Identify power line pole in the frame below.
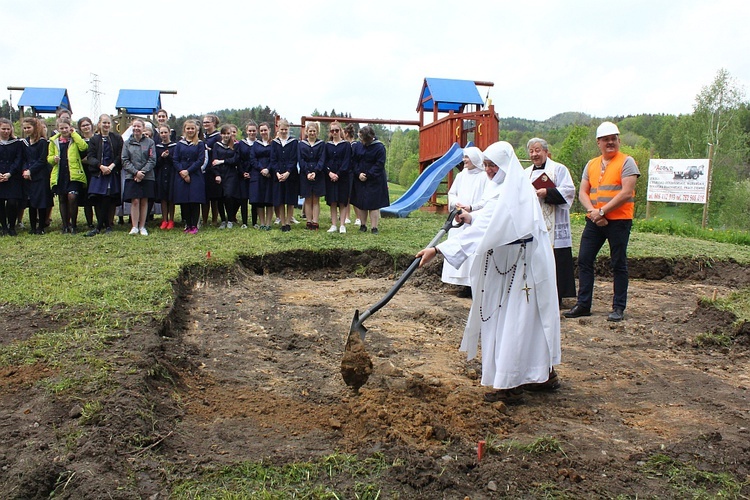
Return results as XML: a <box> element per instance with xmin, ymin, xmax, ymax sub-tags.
<box><xmin>88</xmin><ymin>73</ymin><xmax>103</xmax><ymax>118</ymax></box>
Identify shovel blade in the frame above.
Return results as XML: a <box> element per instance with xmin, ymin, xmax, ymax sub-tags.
<box><xmin>342</xmin><ymin>309</ymin><xmax>373</xmax><ymax>392</ymax></box>
<box><xmin>347</xmin><ymin>309</ymin><xmax>368</xmax><ymax>346</ymax></box>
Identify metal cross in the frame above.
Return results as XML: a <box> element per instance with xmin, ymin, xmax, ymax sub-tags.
<box><xmin>521</xmin><ymin>282</ymin><xmax>532</xmax><ymax>303</ymax></box>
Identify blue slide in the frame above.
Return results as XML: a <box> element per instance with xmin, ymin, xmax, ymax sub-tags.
<box><xmin>381</xmin><ymin>142</ymin><xmax>466</xmax><ymax>218</ymax></box>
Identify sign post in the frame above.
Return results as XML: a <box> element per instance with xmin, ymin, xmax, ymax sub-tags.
<box><xmin>701</xmin><ymin>144</ymin><xmax>715</xmax><ymax>229</ymax></box>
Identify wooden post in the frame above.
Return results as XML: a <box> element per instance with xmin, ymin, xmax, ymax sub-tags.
<box><xmin>701</xmin><ymin>143</ymin><xmax>715</xmax><ymax>229</ymax></box>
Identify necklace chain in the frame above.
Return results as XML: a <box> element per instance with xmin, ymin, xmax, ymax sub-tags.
<box><xmin>479</xmin><ymin>243</ymin><xmax>528</xmax><ymax>322</ymax></box>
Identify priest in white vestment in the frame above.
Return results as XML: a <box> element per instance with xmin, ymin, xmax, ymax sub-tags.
<box><xmin>418</xmin><ymin>141</ymin><xmax>561</xmax><ymax>404</ymax></box>
<box><xmin>441</xmin><ymin>147</ymin><xmax>489</xmax><ymax>293</ymax></box>
<box><xmin>525</xmin><ymin>138</ymin><xmax>577</xmax><ymax>305</ymax></box>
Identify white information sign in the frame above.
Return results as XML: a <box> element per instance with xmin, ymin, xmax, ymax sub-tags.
<box><xmin>647</xmin><ymin>159</ymin><xmax>709</xmax><ymax>204</ymax></box>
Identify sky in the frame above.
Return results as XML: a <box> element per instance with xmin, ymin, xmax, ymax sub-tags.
<box><xmin>3</xmin><ymin>0</ymin><xmax>749</xmax><ymax>125</ymax></box>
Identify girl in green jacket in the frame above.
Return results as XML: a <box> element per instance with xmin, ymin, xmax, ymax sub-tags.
<box><xmin>47</xmin><ymin>117</ymin><xmax>88</xmax><ymax>233</ymax></box>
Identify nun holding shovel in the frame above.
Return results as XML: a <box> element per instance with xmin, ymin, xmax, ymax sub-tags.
<box><xmin>417</xmin><ymin>141</ymin><xmax>561</xmax><ymax>405</ymax></box>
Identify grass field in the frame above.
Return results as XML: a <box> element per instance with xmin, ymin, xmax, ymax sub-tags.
<box><xmin>1</xmin><ymin>203</ymin><xmax>749</xmax><ymax>497</ymax></box>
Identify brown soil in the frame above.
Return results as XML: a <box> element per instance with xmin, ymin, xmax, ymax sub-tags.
<box><xmin>1</xmin><ymin>251</ymin><xmax>749</xmax><ymax>498</ymax></box>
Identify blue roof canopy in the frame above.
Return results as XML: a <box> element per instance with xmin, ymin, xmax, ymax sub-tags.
<box><xmin>17</xmin><ymin>87</ymin><xmax>72</xmax><ymax>114</ymax></box>
<box><xmin>417</xmin><ymin>78</ymin><xmax>484</xmax><ymax>113</ymax></box>
<box><xmin>116</xmin><ymin>89</ymin><xmax>162</xmax><ymax>114</ymax></box>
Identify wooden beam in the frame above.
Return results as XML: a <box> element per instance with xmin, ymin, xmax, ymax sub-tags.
<box><xmin>299</xmin><ymin>115</ymin><xmax>419</xmax><ymax>126</ymax></box>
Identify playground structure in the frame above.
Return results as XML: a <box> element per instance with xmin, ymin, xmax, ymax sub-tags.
<box><xmin>112</xmin><ymin>89</ymin><xmax>177</xmax><ymax>133</ymax></box>
<box><xmin>299</xmin><ymin>78</ymin><xmax>499</xmax><ymax>217</ymax></box>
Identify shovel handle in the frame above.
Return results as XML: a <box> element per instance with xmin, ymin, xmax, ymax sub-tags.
<box><xmin>358</xmin><ymin>209</ymin><xmax>462</xmax><ymax>325</ymax></box>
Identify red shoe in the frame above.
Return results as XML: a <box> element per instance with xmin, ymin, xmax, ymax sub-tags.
<box><xmin>160</xmin><ymin>220</ymin><xmax>169</xmax><ymax>230</ymax></box>
<box><xmin>166</xmin><ymin>220</ymin><xmax>174</xmax><ymax>230</ymax></box>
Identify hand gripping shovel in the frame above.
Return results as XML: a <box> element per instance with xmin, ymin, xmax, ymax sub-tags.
<box><xmin>340</xmin><ymin>209</ymin><xmax>463</xmax><ymax>392</ymax></box>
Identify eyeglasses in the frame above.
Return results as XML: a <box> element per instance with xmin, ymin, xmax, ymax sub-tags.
<box><xmin>330</xmin><ymin>129</ymin><xmax>340</xmax><ymax>132</ymax></box>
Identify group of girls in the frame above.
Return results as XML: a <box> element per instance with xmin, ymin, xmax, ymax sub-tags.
<box><xmin>173</xmin><ymin>116</ymin><xmax>389</xmax><ymax>235</ymax></box>
<box><xmin>0</xmin><ymin>111</ymin><xmax>390</xmax><ymax>237</ymax></box>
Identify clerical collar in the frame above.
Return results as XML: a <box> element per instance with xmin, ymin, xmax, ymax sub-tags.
<box><xmin>533</xmin><ymin>161</ymin><xmax>547</xmax><ymax>170</ymax></box>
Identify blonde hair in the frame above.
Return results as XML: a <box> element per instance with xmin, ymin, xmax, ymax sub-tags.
<box><xmin>183</xmin><ymin>119</ymin><xmax>200</xmax><ymax>145</ymax></box>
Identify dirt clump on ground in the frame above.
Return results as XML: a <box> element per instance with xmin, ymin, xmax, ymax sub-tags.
<box><xmin>0</xmin><ymin>252</ymin><xmax>749</xmax><ymax>498</ymax></box>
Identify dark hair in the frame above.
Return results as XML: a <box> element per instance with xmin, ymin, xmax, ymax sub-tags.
<box><xmin>359</xmin><ymin>125</ymin><xmax>376</xmax><ymax>143</ymax></box>
<box><xmin>77</xmin><ymin>116</ymin><xmax>94</xmax><ymax>134</ymax></box>
<box><xmin>0</xmin><ymin>118</ymin><xmax>16</xmax><ymax>139</ymax></box>
<box><xmin>343</xmin><ymin>123</ymin><xmax>356</xmax><ymax>141</ymax></box>
<box><xmin>220</xmin><ymin>124</ymin><xmax>235</xmax><ymax>148</ymax></box>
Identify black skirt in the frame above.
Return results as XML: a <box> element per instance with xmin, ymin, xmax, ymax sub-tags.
<box><xmin>122</xmin><ymin>179</ymin><xmax>155</xmax><ymax>202</ymax></box>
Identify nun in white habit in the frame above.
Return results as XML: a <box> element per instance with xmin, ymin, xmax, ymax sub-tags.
<box><xmin>417</xmin><ymin>141</ymin><xmax>561</xmax><ymax>404</ymax></box>
<box><xmin>441</xmin><ymin>147</ymin><xmax>488</xmax><ymax>292</ymax></box>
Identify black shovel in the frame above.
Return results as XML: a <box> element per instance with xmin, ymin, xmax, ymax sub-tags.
<box><xmin>341</xmin><ymin>209</ymin><xmax>462</xmax><ymax>391</ymax></box>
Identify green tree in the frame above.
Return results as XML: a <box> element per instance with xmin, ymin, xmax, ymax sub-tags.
<box><xmin>672</xmin><ymin>69</ymin><xmax>749</xmax><ymax>228</ymax></box>
<box><xmin>0</xmin><ymin>100</ymin><xmax>15</xmax><ymax>120</ymax></box>
<box><xmin>398</xmin><ymin>153</ymin><xmax>420</xmax><ymax>187</ymax></box>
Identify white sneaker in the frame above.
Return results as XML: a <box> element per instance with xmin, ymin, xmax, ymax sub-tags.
<box><xmin>129</xmin><ymin>227</ymin><xmax>139</xmax><ymax>235</ymax></box>
<box><xmin>227</xmin><ymin>221</ymin><xmax>233</xmax><ymax>229</ymax></box>
<box><xmin>219</xmin><ymin>221</ymin><xmax>227</xmax><ymax>229</ymax></box>
<box><xmin>291</xmin><ymin>217</ymin><xmax>300</xmax><ymax>224</ymax></box>
<box><xmin>274</xmin><ymin>218</ymin><xmax>281</xmax><ymax>225</ymax></box>
<box><xmin>241</xmin><ymin>224</ymin><xmax>248</xmax><ymax>229</ymax></box>
<box><xmin>354</xmin><ymin>218</ymin><xmax>361</xmax><ymax>226</ymax></box>
<box><xmin>344</xmin><ymin>218</ymin><xmax>351</xmax><ymax>224</ymax></box>
<box><xmin>327</xmin><ymin>225</ymin><xmax>337</xmax><ymax>233</ymax></box>
<box><xmin>139</xmin><ymin>227</ymin><xmax>149</xmax><ymax>236</ymax></box>
<box><xmin>339</xmin><ymin>225</ymin><xmax>346</xmax><ymax>234</ymax></box>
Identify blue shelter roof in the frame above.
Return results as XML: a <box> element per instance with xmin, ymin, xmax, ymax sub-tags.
<box><xmin>116</xmin><ymin>89</ymin><xmax>162</xmax><ymax>114</ymax></box>
<box><xmin>417</xmin><ymin>78</ymin><xmax>484</xmax><ymax>113</ymax></box>
<box><xmin>17</xmin><ymin>87</ymin><xmax>72</xmax><ymax>114</ymax></box>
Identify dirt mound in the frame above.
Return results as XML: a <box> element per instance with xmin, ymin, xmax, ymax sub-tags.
<box><xmin>0</xmin><ymin>252</ymin><xmax>749</xmax><ymax>498</ymax></box>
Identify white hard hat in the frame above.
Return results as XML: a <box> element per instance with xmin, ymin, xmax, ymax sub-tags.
<box><xmin>596</xmin><ymin>121</ymin><xmax>620</xmax><ymax>138</ymax></box>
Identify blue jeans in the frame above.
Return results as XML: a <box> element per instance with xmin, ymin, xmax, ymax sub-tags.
<box><xmin>576</xmin><ymin>218</ymin><xmax>632</xmax><ymax>311</ymax></box>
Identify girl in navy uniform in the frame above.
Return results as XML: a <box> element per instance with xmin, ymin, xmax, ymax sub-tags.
<box><xmin>351</xmin><ymin>126</ymin><xmax>389</xmax><ymax>234</ymax></box>
<box><xmin>210</xmin><ymin>125</ymin><xmax>240</xmax><ymax>228</ymax></box>
<box><xmin>77</xmin><ymin>116</ymin><xmax>96</xmax><ymax>229</ymax></box>
<box><xmin>21</xmin><ymin>117</ymin><xmax>51</xmax><ymax>234</ymax></box>
<box><xmin>201</xmin><ymin>114</ymin><xmax>222</xmax><ymax>227</ymax></box>
<box><xmin>343</xmin><ymin>123</ymin><xmax>358</xmax><ymax>225</ymax></box>
<box><xmin>155</xmin><ymin>109</ymin><xmax>177</xmax><ymax>144</ymax></box>
<box><xmin>237</xmin><ymin>121</ymin><xmax>264</xmax><ymax>229</ymax></box>
<box><xmin>85</xmin><ymin>114</ymin><xmax>123</xmax><ymax>236</ymax></box>
<box><xmin>324</xmin><ymin>121</ymin><xmax>351</xmax><ymax>233</ymax></box>
<box><xmin>247</xmin><ymin>121</ymin><xmax>274</xmax><ymax>230</ymax></box>
<box><xmin>270</xmin><ymin>119</ymin><xmax>299</xmax><ymax>232</ymax></box>
<box><xmin>173</xmin><ymin>119</ymin><xmax>207</xmax><ymax>234</ymax></box>
<box><xmin>155</xmin><ymin>125</ymin><xmax>176</xmax><ymax>230</ymax></box>
<box><xmin>298</xmin><ymin>122</ymin><xmax>326</xmax><ymax>230</ymax></box>
<box><xmin>0</xmin><ymin>118</ymin><xmax>24</xmax><ymax>236</ymax></box>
